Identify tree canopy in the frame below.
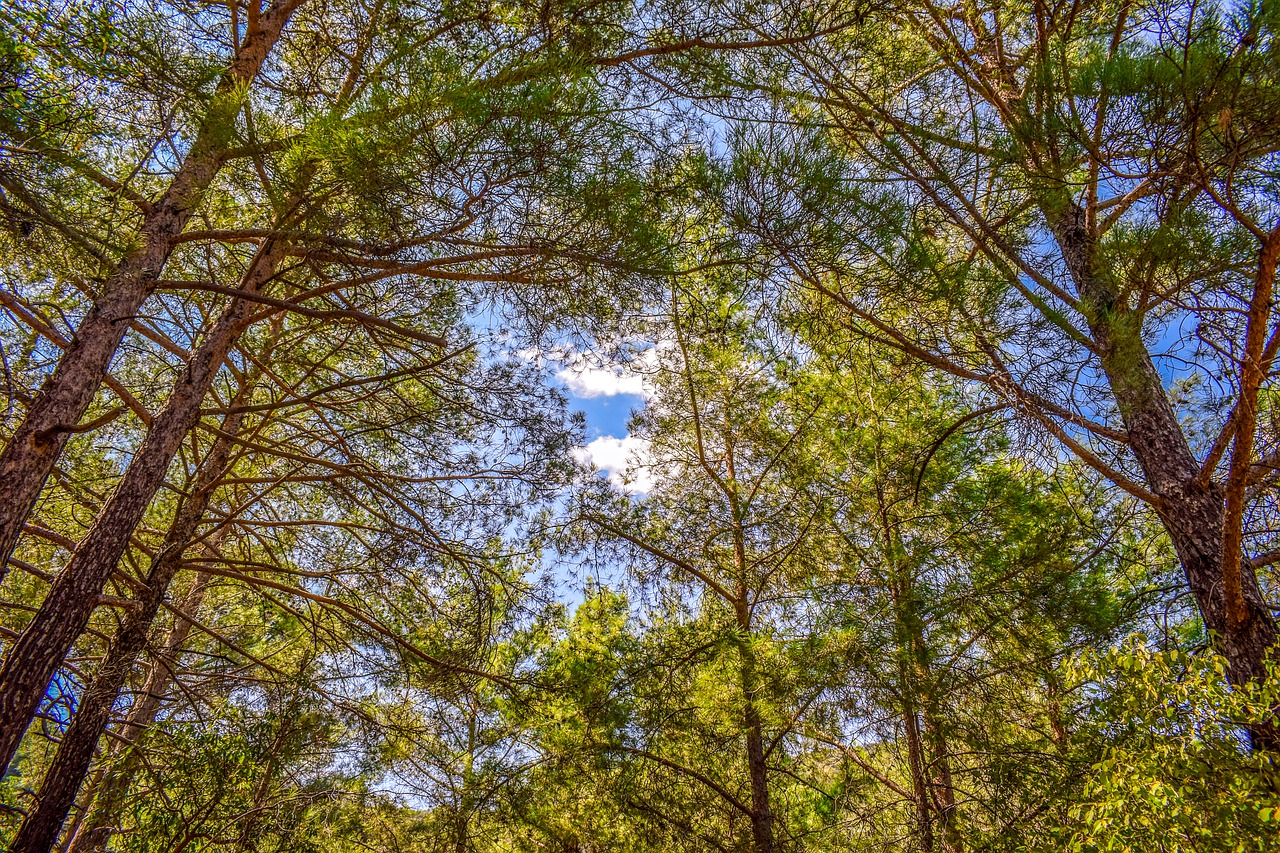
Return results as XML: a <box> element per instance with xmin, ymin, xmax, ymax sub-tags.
<box><xmin>1</xmin><ymin>0</ymin><xmax>1277</xmax><ymax>851</ymax></box>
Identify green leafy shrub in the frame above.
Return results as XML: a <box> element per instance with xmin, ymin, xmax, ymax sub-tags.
<box><xmin>1056</xmin><ymin>639</ymin><xmax>1280</xmax><ymax>853</ymax></box>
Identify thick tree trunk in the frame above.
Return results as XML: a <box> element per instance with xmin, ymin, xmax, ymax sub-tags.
<box><xmin>738</xmin><ymin>640</ymin><xmax>775</xmax><ymax>853</ymax></box>
<box><xmin>63</xmin><ymin>571</ymin><xmax>213</xmax><ymax>853</ymax></box>
<box><xmin>53</xmin><ymin>767</ymin><xmax>101</xmax><ymax>853</ymax></box>
<box><xmin>0</xmin><ymin>240</ymin><xmax>285</xmax><ymax>773</ymax></box>
<box><xmin>8</xmin><ymin>414</ymin><xmax>243</xmax><ymax>853</ymax></box>
<box><xmin>1049</xmin><ymin>203</ymin><xmax>1279</xmax><ymax>749</ymax></box>
<box><xmin>0</xmin><ymin>0</ymin><xmax>303</xmax><ymax>580</ymax></box>
<box><xmin>902</xmin><ymin>705</ymin><xmax>935</xmax><ymax>853</ymax></box>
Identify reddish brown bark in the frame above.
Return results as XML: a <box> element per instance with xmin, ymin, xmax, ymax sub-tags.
<box><xmin>0</xmin><ymin>239</ymin><xmax>286</xmax><ymax>773</ymax></box>
<box><xmin>8</xmin><ymin>413</ymin><xmax>242</xmax><ymax>853</ymax></box>
<box><xmin>1221</xmin><ymin>225</ymin><xmax>1280</xmax><ymax>630</ymax></box>
<box><xmin>1049</xmin><ymin>202</ymin><xmax>1279</xmax><ymax>749</ymax></box>
<box><xmin>0</xmin><ymin>0</ymin><xmax>303</xmax><ymax>581</ymax></box>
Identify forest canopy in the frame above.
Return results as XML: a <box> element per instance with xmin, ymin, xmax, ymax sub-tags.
<box><xmin>0</xmin><ymin>0</ymin><xmax>1278</xmax><ymax>851</ymax></box>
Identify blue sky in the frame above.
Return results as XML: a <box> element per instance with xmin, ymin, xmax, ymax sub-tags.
<box><xmin>574</xmin><ymin>391</ymin><xmax>641</xmax><ymax>440</ymax></box>
<box><xmin>509</xmin><ymin>337</ymin><xmax>664</xmax><ymax>494</ymax></box>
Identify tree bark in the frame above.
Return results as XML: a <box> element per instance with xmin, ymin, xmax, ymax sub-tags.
<box><xmin>0</xmin><ymin>238</ymin><xmax>286</xmax><ymax>773</ymax></box>
<box><xmin>726</xmin><ymin>437</ymin><xmax>775</xmax><ymax>853</ymax></box>
<box><xmin>902</xmin><ymin>704</ymin><xmax>935</xmax><ymax>853</ymax></box>
<box><xmin>921</xmin><ymin>703</ymin><xmax>959</xmax><ymax>852</ymax></box>
<box><xmin>1049</xmin><ymin>202</ymin><xmax>1279</xmax><ymax>749</ymax></box>
<box><xmin>0</xmin><ymin>0</ymin><xmax>303</xmax><ymax>581</ymax></box>
<box><xmin>737</xmin><ymin>627</ymin><xmax>776</xmax><ymax>853</ymax></box>
<box><xmin>62</xmin><ymin>570</ymin><xmax>214</xmax><ymax>853</ymax></box>
<box><xmin>8</xmin><ymin>412</ymin><xmax>243</xmax><ymax>853</ymax></box>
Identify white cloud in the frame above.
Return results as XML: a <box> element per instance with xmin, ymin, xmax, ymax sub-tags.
<box><xmin>573</xmin><ymin>434</ymin><xmax>655</xmax><ymax>494</ymax></box>
<box><xmin>519</xmin><ymin>340</ymin><xmax>670</xmax><ymax>400</ymax></box>
<box><xmin>556</xmin><ymin>364</ymin><xmax>647</xmax><ymax>398</ymax></box>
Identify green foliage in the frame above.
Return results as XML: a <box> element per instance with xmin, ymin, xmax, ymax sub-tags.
<box><xmin>1056</xmin><ymin>641</ymin><xmax>1280</xmax><ymax>853</ymax></box>
<box><xmin>111</xmin><ymin>691</ymin><xmax>347</xmax><ymax>853</ymax></box>
<box><xmin>2</xmin><ymin>2</ymin><xmax>1278</xmax><ymax>852</ymax></box>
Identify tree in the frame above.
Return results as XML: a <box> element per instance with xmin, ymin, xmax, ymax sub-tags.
<box><xmin>789</xmin><ymin>342</ymin><xmax>1144</xmax><ymax>852</ymax></box>
<box><xmin>0</xmin><ymin>0</ymin><xmax>307</xmax><ymax>573</ymax></box>
<box><xmin>0</xmin><ymin>0</ymin><xmax>690</xmax><ymax>793</ymax></box>
<box><xmin>562</xmin><ymin>260</ymin><xmax>1151</xmax><ymax>852</ymax></box>
<box><xmin>720</xmin><ymin>0</ymin><xmax>1280</xmax><ymax>745</ymax></box>
<box><xmin>573</xmin><ymin>275</ymin><xmax>834</xmax><ymax>853</ymax></box>
<box><xmin>6</xmin><ymin>0</ymin><xmax>1273</xmax><ymax>848</ymax></box>
<box><xmin>1056</xmin><ymin>641</ymin><xmax>1280</xmax><ymax>852</ymax></box>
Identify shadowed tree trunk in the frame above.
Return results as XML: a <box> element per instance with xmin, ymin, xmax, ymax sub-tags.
<box><xmin>0</xmin><ymin>0</ymin><xmax>304</xmax><ymax>581</ymax></box>
<box><xmin>0</xmin><ymin>237</ymin><xmax>287</xmax><ymax>772</ymax></box>
<box><xmin>8</xmin><ymin>409</ymin><xmax>245</xmax><ymax>853</ymax></box>
<box><xmin>877</xmin><ymin>483</ymin><xmax>963</xmax><ymax>853</ymax></box>
<box><xmin>726</xmin><ymin>438</ymin><xmax>775</xmax><ymax>853</ymax></box>
<box><xmin>62</xmin><ymin>569</ymin><xmax>214</xmax><ymax>853</ymax></box>
<box><xmin>735</xmin><ymin>602</ymin><xmax>775</xmax><ymax>853</ymax></box>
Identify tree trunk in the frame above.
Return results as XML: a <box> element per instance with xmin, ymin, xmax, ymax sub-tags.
<box><xmin>921</xmin><ymin>707</ymin><xmax>960</xmax><ymax>853</ymax></box>
<box><xmin>889</xmin><ymin>563</ymin><xmax>934</xmax><ymax>852</ymax></box>
<box><xmin>1049</xmin><ymin>202</ymin><xmax>1279</xmax><ymax>749</ymax></box>
<box><xmin>880</xmin><ymin>491</ymin><xmax>960</xmax><ymax>852</ymax></box>
<box><xmin>0</xmin><ymin>239</ymin><xmax>285</xmax><ymax>773</ymax></box>
<box><xmin>736</xmin><ymin>612</ymin><xmax>776</xmax><ymax>853</ymax></box>
<box><xmin>8</xmin><ymin>412</ymin><xmax>243</xmax><ymax>853</ymax></box>
<box><xmin>0</xmin><ymin>0</ymin><xmax>303</xmax><ymax>581</ymax></box>
<box><xmin>902</xmin><ymin>704</ymin><xmax>935</xmax><ymax>853</ymax></box>
<box><xmin>733</xmin><ymin>588</ymin><xmax>774</xmax><ymax>853</ymax></box>
<box><xmin>727</xmin><ymin>446</ymin><xmax>775</xmax><ymax>853</ymax></box>
<box><xmin>53</xmin><ymin>760</ymin><xmax>104</xmax><ymax>853</ymax></box>
<box><xmin>62</xmin><ymin>570</ymin><xmax>214</xmax><ymax>853</ymax></box>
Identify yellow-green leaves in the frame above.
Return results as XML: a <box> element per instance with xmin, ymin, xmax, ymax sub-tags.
<box><xmin>1058</xmin><ymin>638</ymin><xmax>1280</xmax><ymax>853</ymax></box>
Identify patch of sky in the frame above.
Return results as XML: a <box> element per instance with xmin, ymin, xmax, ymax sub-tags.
<box><xmin>459</xmin><ymin>303</ymin><xmax>662</xmax><ymax>620</ymax></box>
<box><xmin>505</xmin><ymin>332</ymin><xmax>665</xmax><ymax>496</ymax></box>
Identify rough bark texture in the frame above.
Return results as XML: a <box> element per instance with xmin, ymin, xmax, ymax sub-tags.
<box><xmin>9</xmin><ymin>416</ymin><xmax>241</xmax><ymax>853</ymax></box>
<box><xmin>1050</xmin><ymin>202</ymin><xmax>1279</xmax><ymax>749</ymax></box>
<box><xmin>0</xmin><ymin>0</ymin><xmax>303</xmax><ymax>580</ymax></box>
<box><xmin>63</xmin><ymin>571</ymin><xmax>213</xmax><ymax>853</ymax></box>
<box><xmin>0</xmin><ymin>240</ymin><xmax>285</xmax><ymax>773</ymax></box>
<box><xmin>736</xmin><ymin>618</ymin><xmax>776</xmax><ymax>853</ymax></box>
